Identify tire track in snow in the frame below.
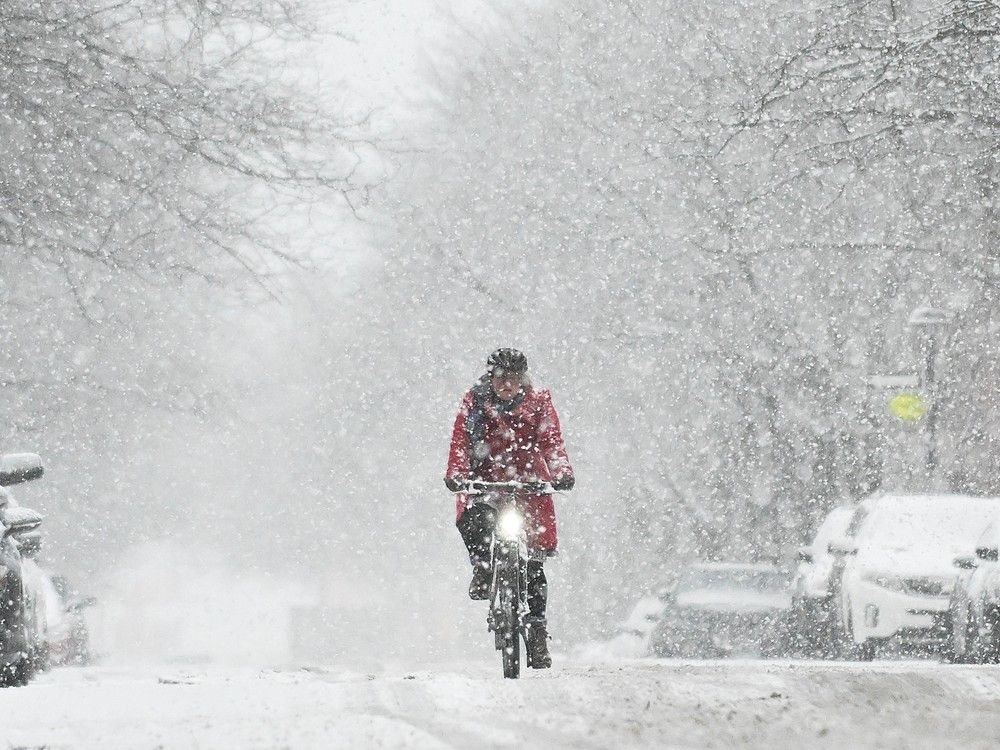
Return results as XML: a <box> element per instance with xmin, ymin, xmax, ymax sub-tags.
<box><xmin>7</xmin><ymin>661</ymin><xmax>1000</xmax><ymax>748</ymax></box>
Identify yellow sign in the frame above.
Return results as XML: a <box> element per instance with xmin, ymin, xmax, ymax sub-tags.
<box><xmin>888</xmin><ymin>392</ymin><xmax>926</xmax><ymax>422</ymax></box>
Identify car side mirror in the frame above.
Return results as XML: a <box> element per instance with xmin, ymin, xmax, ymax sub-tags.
<box><xmin>976</xmin><ymin>546</ymin><xmax>1000</xmax><ymax>562</ymax></box>
<box><xmin>797</xmin><ymin>547</ymin><xmax>814</xmax><ymax>564</ymax></box>
<box><xmin>828</xmin><ymin>539</ymin><xmax>858</xmax><ymax>556</ymax></box>
<box><xmin>0</xmin><ymin>453</ymin><xmax>43</xmax><ymax>486</ymax></box>
<box><xmin>954</xmin><ymin>554</ymin><xmax>978</xmax><ymax>570</ymax></box>
<box><xmin>1</xmin><ymin>506</ymin><xmax>43</xmax><ymax>538</ymax></box>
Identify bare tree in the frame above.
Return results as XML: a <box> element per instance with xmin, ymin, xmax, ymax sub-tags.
<box><xmin>729</xmin><ymin>0</ymin><xmax>1000</xmax><ymax>494</ymax></box>
<box><xmin>1</xmin><ymin>0</ymin><xmax>370</xmax><ymax>293</ymax></box>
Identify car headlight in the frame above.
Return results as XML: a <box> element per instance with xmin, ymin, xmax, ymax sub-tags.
<box><xmin>497</xmin><ymin>509</ymin><xmax>524</xmax><ymax>541</ymax></box>
<box><xmin>902</xmin><ymin>577</ymin><xmax>954</xmax><ymax>597</ymax></box>
<box><xmin>862</xmin><ymin>572</ymin><xmax>954</xmax><ymax>596</ymax></box>
<box><xmin>862</xmin><ymin>572</ymin><xmax>906</xmax><ymax>592</ymax></box>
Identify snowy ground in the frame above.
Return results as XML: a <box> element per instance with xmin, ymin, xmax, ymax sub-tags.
<box><xmin>5</xmin><ymin>659</ymin><xmax>1000</xmax><ymax>749</ymax></box>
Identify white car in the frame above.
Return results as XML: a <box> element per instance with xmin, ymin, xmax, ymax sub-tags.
<box><xmin>649</xmin><ymin>563</ymin><xmax>793</xmax><ymax>658</ymax></box>
<box><xmin>794</xmin><ymin>505</ymin><xmax>858</xmax><ymax>599</ymax></box>
<box><xmin>788</xmin><ymin>505</ymin><xmax>857</xmax><ymax>654</ymax></box>
<box><xmin>591</xmin><ymin>595</ymin><xmax>668</xmax><ymax>658</ymax></box>
<box><xmin>837</xmin><ymin>494</ymin><xmax>1000</xmax><ymax>659</ymax></box>
<box><xmin>948</xmin><ymin>519</ymin><xmax>1000</xmax><ymax>663</ymax></box>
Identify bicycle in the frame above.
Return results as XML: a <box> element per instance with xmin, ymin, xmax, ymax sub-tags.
<box><xmin>449</xmin><ymin>479</ymin><xmax>555</xmax><ymax>679</ymax></box>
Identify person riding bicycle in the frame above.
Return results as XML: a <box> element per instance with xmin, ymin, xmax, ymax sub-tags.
<box><xmin>445</xmin><ymin>348</ymin><xmax>575</xmax><ymax>669</ymax></box>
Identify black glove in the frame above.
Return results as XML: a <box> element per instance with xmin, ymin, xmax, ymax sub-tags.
<box><xmin>444</xmin><ymin>476</ymin><xmax>467</xmax><ymax>492</ymax></box>
<box><xmin>551</xmin><ymin>475</ymin><xmax>575</xmax><ymax>491</ymax></box>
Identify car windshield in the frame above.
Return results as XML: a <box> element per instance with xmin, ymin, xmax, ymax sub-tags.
<box><xmin>811</xmin><ymin>506</ymin><xmax>856</xmax><ymax>551</ymax></box>
<box><xmin>857</xmin><ymin>496</ymin><xmax>1000</xmax><ymax>551</ymax></box>
<box><xmin>678</xmin><ymin>567</ymin><xmax>788</xmax><ymax>594</ymax></box>
<box><xmin>978</xmin><ymin>523</ymin><xmax>998</xmax><ymax>549</ymax></box>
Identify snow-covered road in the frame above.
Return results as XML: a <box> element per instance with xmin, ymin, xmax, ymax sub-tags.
<box><xmin>5</xmin><ymin>659</ymin><xmax>1000</xmax><ymax>749</ymax></box>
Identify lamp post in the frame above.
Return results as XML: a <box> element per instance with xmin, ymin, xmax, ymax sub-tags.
<box><xmin>907</xmin><ymin>306</ymin><xmax>953</xmax><ymax>485</ymax></box>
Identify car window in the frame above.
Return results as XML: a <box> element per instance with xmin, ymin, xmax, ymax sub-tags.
<box><xmin>810</xmin><ymin>506</ymin><xmax>855</xmax><ymax>552</ymax></box>
<box><xmin>846</xmin><ymin>506</ymin><xmax>869</xmax><ymax>537</ymax></box>
<box><xmin>679</xmin><ymin>568</ymin><xmax>787</xmax><ymax>594</ymax></box>
<box><xmin>978</xmin><ymin>523</ymin><xmax>996</xmax><ymax>549</ymax></box>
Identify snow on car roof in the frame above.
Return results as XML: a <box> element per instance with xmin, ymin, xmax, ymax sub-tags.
<box><xmin>857</xmin><ymin>494</ymin><xmax>1000</xmax><ymax>549</ymax></box>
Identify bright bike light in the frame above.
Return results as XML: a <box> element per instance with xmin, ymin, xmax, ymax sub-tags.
<box><xmin>497</xmin><ymin>509</ymin><xmax>524</xmax><ymax>540</ymax></box>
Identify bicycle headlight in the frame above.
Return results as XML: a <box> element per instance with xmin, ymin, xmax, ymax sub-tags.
<box><xmin>497</xmin><ymin>509</ymin><xmax>524</xmax><ymax>541</ymax></box>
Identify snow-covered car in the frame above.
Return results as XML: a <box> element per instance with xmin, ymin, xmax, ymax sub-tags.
<box><xmin>610</xmin><ymin>594</ymin><xmax>667</xmax><ymax>657</ymax></box>
<box><xmin>0</xmin><ymin>454</ymin><xmax>50</xmax><ymax>686</ymax></box>
<box><xmin>19</xmin><ymin>534</ymin><xmax>59</xmax><ymax>671</ymax></box>
<box><xmin>0</xmin><ymin>521</ymin><xmax>34</xmax><ymax>685</ymax></box>
<box><xmin>787</xmin><ymin>504</ymin><xmax>858</xmax><ymax>656</ymax></box>
<box><xmin>0</xmin><ymin>482</ymin><xmax>45</xmax><ymax>684</ymax></box>
<box><xmin>17</xmin><ymin>536</ymin><xmax>93</xmax><ymax>670</ymax></box>
<box><xmin>574</xmin><ymin>594</ymin><xmax>669</xmax><ymax>659</ymax></box>
<box><xmin>947</xmin><ymin>519</ymin><xmax>1000</xmax><ymax>663</ymax></box>
<box><xmin>837</xmin><ymin>494</ymin><xmax>1000</xmax><ymax>659</ymax></box>
<box><xmin>47</xmin><ymin>575</ymin><xmax>95</xmax><ymax>666</ymax></box>
<box><xmin>649</xmin><ymin>562</ymin><xmax>793</xmax><ymax>658</ymax></box>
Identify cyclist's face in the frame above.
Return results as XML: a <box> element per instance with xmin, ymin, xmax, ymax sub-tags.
<box><xmin>491</xmin><ymin>370</ymin><xmax>521</xmax><ymax>400</ymax></box>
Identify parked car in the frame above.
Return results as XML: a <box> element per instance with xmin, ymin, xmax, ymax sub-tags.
<box><xmin>836</xmin><ymin>494</ymin><xmax>1000</xmax><ymax>660</ymax></box>
<box><xmin>788</xmin><ymin>504</ymin><xmax>858</xmax><ymax>656</ymax></box>
<box><xmin>0</xmin><ymin>454</ymin><xmax>46</xmax><ymax>687</ymax></box>
<box><xmin>947</xmin><ymin>519</ymin><xmax>1000</xmax><ymax>663</ymax></box>
<box><xmin>16</xmin><ymin>533</ymin><xmax>95</xmax><ymax>670</ymax></box>
<box><xmin>19</xmin><ymin>532</ymin><xmax>59</xmax><ymax>672</ymax></box>
<box><xmin>649</xmin><ymin>562</ymin><xmax>793</xmax><ymax>658</ymax></box>
<box><xmin>0</xmin><ymin>514</ymin><xmax>40</xmax><ymax>686</ymax></box>
<box><xmin>586</xmin><ymin>594</ymin><xmax>669</xmax><ymax>659</ymax></box>
<box><xmin>47</xmin><ymin>574</ymin><xmax>96</xmax><ymax>666</ymax></box>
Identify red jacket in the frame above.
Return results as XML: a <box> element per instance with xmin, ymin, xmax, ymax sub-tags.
<box><xmin>446</xmin><ymin>385</ymin><xmax>573</xmax><ymax>552</ymax></box>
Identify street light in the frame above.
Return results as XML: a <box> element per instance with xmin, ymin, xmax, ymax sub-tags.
<box><xmin>907</xmin><ymin>306</ymin><xmax>953</xmax><ymax>483</ymax></box>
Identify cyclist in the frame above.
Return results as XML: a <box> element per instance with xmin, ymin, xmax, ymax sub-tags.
<box><xmin>445</xmin><ymin>348</ymin><xmax>575</xmax><ymax>668</ymax></box>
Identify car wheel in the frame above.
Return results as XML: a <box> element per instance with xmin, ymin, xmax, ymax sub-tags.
<box><xmin>788</xmin><ymin>600</ymin><xmax>815</xmax><ymax>657</ymax></box>
<box><xmin>0</xmin><ymin>657</ymin><xmax>30</xmax><ymax>688</ymax></box>
<box><xmin>27</xmin><ymin>644</ymin><xmax>50</xmax><ymax>674</ymax></box>
<box><xmin>983</xmin><ymin>606</ymin><xmax>1000</xmax><ymax>664</ymax></box>
<box><xmin>648</xmin><ymin>620</ymin><xmax>680</xmax><ymax>658</ymax></box>
<box><xmin>950</xmin><ymin>606</ymin><xmax>977</xmax><ymax>664</ymax></box>
<box><xmin>825</xmin><ymin>604</ymin><xmax>846</xmax><ymax>660</ymax></box>
<box><xmin>854</xmin><ymin>639</ymin><xmax>876</xmax><ymax>661</ymax></box>
<box><xmin>847</xmin><ymin>607</ymin><xmax>875</xmax><ymax>661</ymax></box>
<box><xmin>964</xmin><ymin>606</ymin><xmax>986</xmax><ymax>664</ymax></box>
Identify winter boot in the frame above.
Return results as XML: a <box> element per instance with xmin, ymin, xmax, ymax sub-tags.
<box><xmin>524</xmin><ymin>616</ymin><xmax>552</xmax><ymax>669</ymax></box>
<box><xmin>468</xmin><ymin>563</ymin><xmax>491</xmax><ymax>600</ymax></box>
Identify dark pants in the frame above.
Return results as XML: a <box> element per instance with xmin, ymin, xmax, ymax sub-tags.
<box><xmin>457</xmin><ymin>503</ymin><xmax>547</xmax><ymax>619</ymax></box>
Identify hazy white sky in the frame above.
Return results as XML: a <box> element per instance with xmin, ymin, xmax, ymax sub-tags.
<box><xmin>317</xmin><ymin>0</ymin><xmax>534</xmax><ymax>120</ymax></box>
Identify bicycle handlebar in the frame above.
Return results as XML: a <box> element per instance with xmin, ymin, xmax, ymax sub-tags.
<box><xmin>449</xmin><ymin>479</ymin><xmax>555</xmax><ymax>495</ymax></box>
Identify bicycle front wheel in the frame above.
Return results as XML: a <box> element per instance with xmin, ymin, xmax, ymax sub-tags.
<box><xmin>498</xmin><ymin>567</ymin><xmax>521</xmax><ymax>679</ymax></box>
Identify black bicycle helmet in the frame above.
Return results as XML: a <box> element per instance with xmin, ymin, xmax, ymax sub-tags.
<box><xmin>486</xmin><ymin>348</ymin><xmax>528</xmax><ymax>376</ymax></box>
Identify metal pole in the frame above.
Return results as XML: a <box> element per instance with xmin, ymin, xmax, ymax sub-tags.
<box><xmin>926</xmin><ymin>334</ymin><xmax>937</xmax><ymax>479</ymax></box>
